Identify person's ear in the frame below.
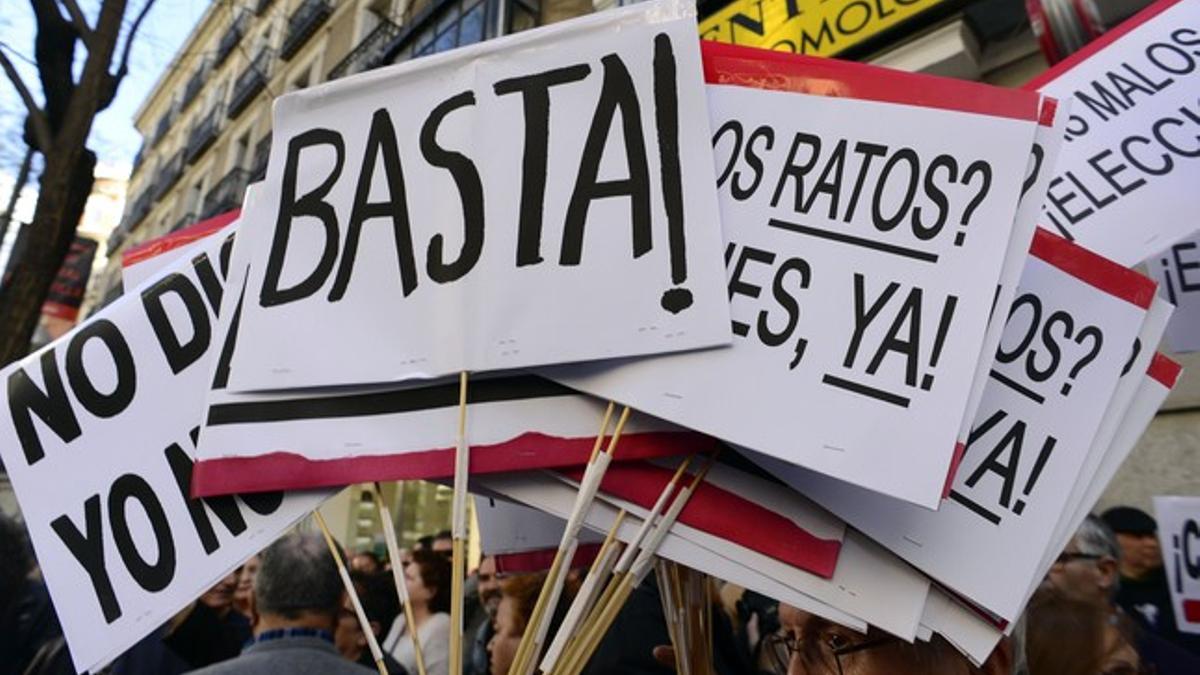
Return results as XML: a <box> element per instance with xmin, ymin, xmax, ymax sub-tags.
<box><xmin>978</xmin><ymin>636</ymin><xmax>1012</xmax><ymax>675</ymax></box>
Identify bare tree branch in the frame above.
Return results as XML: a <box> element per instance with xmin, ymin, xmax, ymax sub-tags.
<box><xmin>113</xmin><ymin>0</ymin><xmax>154</xmax><ymax>82</ymax></box>
<box><xmin>59</xmin><ymin>0</ymin><xmax>95</xmax><ymax>48</ymax></box>
<box><xmin>0</xmin><ymin>47</ymin><xmax>52</xmax><ymax>152</ymax></box>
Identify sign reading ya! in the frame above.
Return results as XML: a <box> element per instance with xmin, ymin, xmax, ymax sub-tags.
<box><xmin>699</xmin><ymin>0</ymin><xmax>951</xmax><ymax>57</ymax></box>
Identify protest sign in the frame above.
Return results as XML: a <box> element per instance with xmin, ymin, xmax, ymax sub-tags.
<box><xmin>1148</xmin><ymin>231</ymin><xmax>1200</xmax><ymax>352</ymax></box>
<box><xmin>548</xmin><ymin>41</ymin><xmax>1040</xmax><ymax>507</ymax></box>
<box><xmin>1153</xmin><ymin>495</ymin><xmax>1200</xmax><ymax>634</ymax></box>
<box><xmin>698</xmin><ymin>0</ymin><xmax>952</xmax><ymax>57</ymax></box>
<box><xmin>474</xmin><ymin>495</ymin><xmax>605</xmax><ymax>573</ymax></box>
<box><xmin>121</xmin><ymin>210</ymin><xmax>240</xmax><ymax>290</ymax></box>
<box><xmin>191</xmin><ymin>197</ymin><xmax>703</xmax><ymax>495</ymax></box>
<box><xmin>222</xmin><ymin>0</ymin><xmax>730</xmax><ymax>392</ymax></box>
<box><xmin>0</xmin><ymin>227</ymin><xmax>330</xmax><ymax>672</ymax></box>
<box><xmin>476</xmin><ymin>469</ymin><xmax>932</xmax><ymax>635</ymax></box>
<box><xmin>765</xmin><ymin>229</ymin><xmax>1156</xmax><ymax>621</ymax></box>
<box><xmin>1027</xmin><ymin>0</ymin><xmax>1200</xmax><ymax>265</ymax></box>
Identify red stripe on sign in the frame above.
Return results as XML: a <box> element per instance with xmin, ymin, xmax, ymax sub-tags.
<box><xmin>563</xmin><ymin>461</ymin><xmax>842</xmax><ymax>579</ymax></box>
<box><xmin>1038</xmin><ymin>98</ymin><xmax>1059</xmax><ymax>127</ymax></box>
<box><xmin>122</xmin><ymin>210</ymin><xmax>239</xmax><ymax>266</ymax></box>
<box><xmin>1148</xmin><ymin>353</ymin><xmax>1183</xmax><ymax>388</ymax></box>
<box><xmin>941</xmin><ymin>442</ymin><xmax>968</xmax><ymax>500</ymax></box>
<box><xmin>495</xmin><ymin>543</ymin><xmax>602</xmax><ymax>576</ymax></box>
<box><xmin>1029</xmin><ymin>229</ymin><xmax>1156</xmax><ymax>308</ymax></box>
<box><xmin>700</xmin><ymin>41</ymin><xmax>1039</xmax><ymax>122</ymax></box>
<box><xmin>1184</xmin><ymin>599</ymin><xmax>1200</xmax><ymax>622</ymax></box>
<box><xmin>1023</xmin><ymin>0</ymin><xmax>1185</xmax><ymax>90</ymax></box>
<box><xmin>191</xmin><ymin>431</ymin><xmax>705</xmax><ymax>497</ymax></box>
<box><xmin>937</xmin><ymin>583</ymin><xmax>1010</xmax><ymax>630</ymax></box>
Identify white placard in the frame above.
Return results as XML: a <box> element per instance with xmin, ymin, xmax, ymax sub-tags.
<box><xmin>1153</xmin><ymin>495</ymin><xmax>1200</xmax><ymax>635</ymax></box>
<box><xmin>1148</xmin><ymin>231</ymin><xmax>1200</xmax><ymax>353</ymax></box>
<box><xmin>549</xmin><ymin>50</ymin><xmax>1039</xmax><ymax>508</ymax></box>
<box><xmin>1030</xmin><ymin>0</ymin><xmax>1200</xmax><ymax>265</ymax></box>
<box><xmin>223</xmin><ymin>0</ymin><xmax>730</xmax><ymax>391</ymax></box>
<box><xmin>474</xmin><ymin>494</ymin><xmax>603</xmax><ymax>557</ymax></box>
<box><xmin>764</xmin><ymin>230</ymin><xmax>1155</xmax><ymax>621</ymax></box>
<box><xmin>0</xmin><ymin>230</ymin><xmax>330</xmax><ymax>673</ymax></box>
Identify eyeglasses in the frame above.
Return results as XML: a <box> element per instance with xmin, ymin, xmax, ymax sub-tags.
<box><xmin>1054</xmin><ymin>552</ymin><xmax>1102</xmax><ymax>565</ymax></box>
<box><xmin>761</xmin><ymin>630</ymin><xmax>898</xmax><ymax>675</ymax></box>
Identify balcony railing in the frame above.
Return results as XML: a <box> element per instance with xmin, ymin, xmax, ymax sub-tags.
<box><xmin>131</xmin><ymin>145</ymin><xmax>145</xmax><ymax>176</ymax></box>
<box><xmin>255</xmin><ymin>0</ymin><xmax>276</xmax><ymax>16</ymax></box>
<box><xmin>228</xmin><ymin>49</ymin><xmax>271</xmax><ymax>119</ymax></box>
<box><xmin>181</xmin><ymin>66</ymin><xmax>208</xmax><ymax>111</ymax></box>
<box><xmin>172</xmin><ymin>211</ymin><xmax>197</xmax><ymax>233</ymax></box>
<box><xmin>202</xmin><ymin>167</ymin><xmax>252</xmax><ymax>218</ymax></box>
<box><xmin>186</xmin><ymin>106</ymin><xmax>222</xmax><ymax>164</ymax></box>
<box><xmin>216</xmin><ymin>14</ymin><xmax>248</xmax><ymax>67</ymax></box>
<box><xmin>154</xmin><ymin>150</ymin><xmax>185</xmax><ymax>201</ymax></box>
<box><xmin>250</xmin><ymin>134</ymin><xmax>272</xmax><ymax>182</ymax></box>
<box><xmin>328</xmin><ymin>19</ymin><xmax>402</xmax><ymax>81</ymax></box>
<box><xmin>151</xmin><ymin>110</ymin><xmax>173</xmax><ymax>147</ymax></box>
<box><xmin>280</xmin><ymin>0</ymin><xmax>332</xmax><ymax>60</ymax></box>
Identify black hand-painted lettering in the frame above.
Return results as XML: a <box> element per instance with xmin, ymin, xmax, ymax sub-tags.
<box><xmin>493</xmin><ymin>64</ymin><xmax>592</xmax><ymax>266</ymax></box>
<box><xmin>142</xmin><ymin>273</ymin><xmax>212</xmax><ymax>375</ymax></box>
<box><xmin>7</xmin><ymin>348</ymin><xmax>81</xmax><ymax>466</ymax></box>
<box><xmin>109</xmin><ymin>473</ymin><xmax>176</xmax><ymax>593</ymax></box>
<box><xmin>65</xmin><ymin>319</ymin><xmax>136</xmax><ymax>419</ymax></box>
<box><xmin>51</xmin><ymin>495</ymin><xmax>121</xmax><ymax>623</ymax></box>
<box><xmin>423</xmin><ymin>92</ymin><xmax>486</xmax><ymax>284</ymax></box>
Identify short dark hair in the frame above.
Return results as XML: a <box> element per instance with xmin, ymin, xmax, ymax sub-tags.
<box><xmin>349</xmin><ymin>571</ymin><xmax>399</xmax><ymax>636</ymax></box>
<box><xmin>411</xmin><ymin>549</ymin><xmax>452</xmax><ymax>614</ymax></box>
<box><xmin>255</xmin><ymin>532</ymin><xmax>343</xmax><ymax>619</ymax></box>
<box><xmin>434</xmin><ymin>530</ymin><xmax>452</xmax><ymax>541</ymax></box>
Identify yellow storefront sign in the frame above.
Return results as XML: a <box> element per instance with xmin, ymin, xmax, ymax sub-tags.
<box><xmin>699</xmin><ymin>0</ymin><xmax>949</xmax><ymax>56</ymax></box>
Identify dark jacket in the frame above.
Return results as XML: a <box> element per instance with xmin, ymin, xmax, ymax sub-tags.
<box><xmin>189</xmin><ymin>635</ymin><xmax>375</xmax><ymax>675</ymax></box>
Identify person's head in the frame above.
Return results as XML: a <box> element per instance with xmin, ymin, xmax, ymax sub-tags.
<box><xmin>488</xmin><ymin>573</ymin><xmax>544</xmax><ymax>675</ymax></box>
<box><xmin>200</xmin><ymin>568</ymin><xmax>239</xmax><ymax>617</ymax></box>
<box><xmin>416</xmin><ymin>535</ymin><xmax>434</xmax><ymax>552</ymax></box>
<box><xmin>1101</xmin><ymin>506</ymin><xmax>1161</xmax><ymax>580</ymax></box>
<box><xmin>234</xmin><ymin>554</ymin><xmax>261</xmax><ymax>617</ymax></box>
<box><xmin>0</xmin><ymin>513</ymin><xmax>33</xmax><ymax>618</ymax></box>
<box><xmin>1024</xmin><ymin>587</ymin><xmax>1140</xmax><ymax>675</ymax></box>
<box><xmin>477</xmin><ymin>555</ymin><xmax>502</xmax><ymax>616</ymax></box>
<box><xmin>351</xmin><ymin>550</ymin><xmax>381</xmax><ymax>575</ymax></box>
<box><xmin>406</xmin><ymin>549</ymin><xmax>451</xmax><ymax>615</ymax></box>
<box><xmin>1043</xmin><ymin>515</ymin><xmax>1120</xmax><ymax>604</ymax></box>
<box><xmin>772</xmin><ymin>604</ymin><xmax>1011</xmax><ymax>675</ymax></box>
<box><xmin>432</xmin><ymin>530</ymin><xmax>453</xmax><ymax>554</ymax></box>
<box><xmin>335</xmin><ymin>571</ymin><xmax>400</xmax><ymax>663</ymax></box>
<box><xmin>252</xmin><ymin>532</ymin><xmax>345</xmax><ymax>633</ymax></box>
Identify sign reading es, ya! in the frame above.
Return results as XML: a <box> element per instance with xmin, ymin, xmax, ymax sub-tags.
<box><xmin>550</xmin><ymin>43</ymin><xmax>1040</xmax><ymax>508</ymax></box>
<box><xmin>1028</xmin><ymin>0</ymin><xmax>1200</xmax><ymax>265</ymax></box>
<box><xmin>1154</xmin><ymin>495</ymin><xmax>1200</xmax><ymax>634</ymax></box>
<box><xmin>224</xmin><ymin>0</ymin><xmax>730</xmax><ymax>392</ymax></box>
<box><xmin>698</xmin><ymin>0</ymin><xmax>950</xmax><ymax>57</ymax></box>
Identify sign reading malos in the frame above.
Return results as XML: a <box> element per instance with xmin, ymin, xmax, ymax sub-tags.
<box><xmin>225</xmin><ymin>0</ymin><xmax>731</xmax><ymax>392</ymax></box>
<box><xmin>699</xmin><ymin>0</ymin><xmax>950</xmax><ymax>56</ymax></box>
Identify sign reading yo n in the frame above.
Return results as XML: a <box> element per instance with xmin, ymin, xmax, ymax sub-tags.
<box><xmin>224</xmin><ymin>0</ymin><xmax>731</xmax><ymax>392</ymax></box>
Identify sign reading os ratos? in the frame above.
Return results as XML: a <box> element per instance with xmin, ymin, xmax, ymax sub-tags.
<box><xmin>698</xmin><ymin>0</ymin><xmax>951</xmax><ymax>56</ymax></box>
<box><xmin>1029</xmin><ymin>0</ymin><xmax>1200</xmax><ymax>265</ymax></box>
<box><xmin>549</xmin><ymin>43</ymin><xmax>1040</xmax><ymax>508</ymax></box>
<box><xmin>224</xmin><ymin>0</ymin><xmax>731</xmax><ymax>392</ymax></box>
<box><xmin>1154</xmin><ymin>495</ymin><xmax>1200</xmax><ymax>635</ymax></box>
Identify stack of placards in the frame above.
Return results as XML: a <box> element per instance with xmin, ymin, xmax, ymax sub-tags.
<box><xmin>0</xmin><ymin>1</ymin><xmax>1193</xmax><ymax>673</ymax></box>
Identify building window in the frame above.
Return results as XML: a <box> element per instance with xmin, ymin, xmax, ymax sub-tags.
<box><xmin>233</xmin><ymin>132</ymin><xmax>251</xmax><ymax>170</ymax></box>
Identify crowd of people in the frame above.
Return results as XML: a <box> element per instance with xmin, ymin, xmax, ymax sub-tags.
<box><xmin>2</xmin><ymin>506</ymin><xmax>1198</xmax><ymax>675</ymax></box>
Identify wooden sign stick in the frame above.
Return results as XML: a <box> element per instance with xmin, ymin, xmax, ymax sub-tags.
<box><xmin>509</xmin><ymin>404</ymin><xmax>629</xmax><ymax>675</ymax></box>
<box><xmin>449</xmin><ymin>371</ymin><xmax>470</xmax><ymax>675</ymax></box>
<box><xmin>372</xmin><ymin>483</ymin><xmax>428</xmax><ymax>675</ymax></box>
<box><xmin>314</xmin><ymin>510</ymin><xmax>389</xmax><ymax>675</ymax></box>
<box><xmin>558</xmin><ymin>455</ymin><xmax>717</xmax><ymax>675</ymax></box>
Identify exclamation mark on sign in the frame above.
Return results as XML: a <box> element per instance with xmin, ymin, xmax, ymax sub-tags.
<box><xmin>1012</xmin><ymin>435</ymin><xmax>1056</xmax><ymax>515</ymax></box>
<box><xmin>1162</xmin><ymin>258</ymin><xmax>1178</xmax><ymax>305</ymax></box>
<box><xmin>653</xmin><ymin>32</ymin><xmax>691</xmax><ymax>315</ymax></box>
<box><xmin>921</xmin><ymin>295</ymin><xmax>959</xmax><ymax>391</ymax></box>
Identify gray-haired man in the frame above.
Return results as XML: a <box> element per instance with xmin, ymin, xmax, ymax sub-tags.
<box><xmin>191</xmin><ymin>532</ymin><xmax>375</xmax><ymax>674</ymax></box>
